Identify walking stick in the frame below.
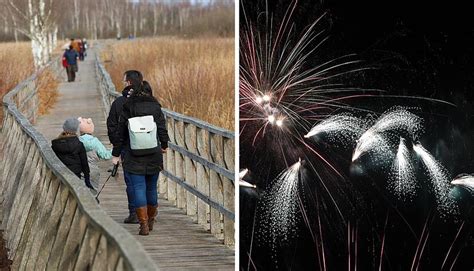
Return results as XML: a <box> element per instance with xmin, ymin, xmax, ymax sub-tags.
<box><xmin>95</xmin><ymin>162</ymin><xmax>119</xmax><ymax>204</ymax></box>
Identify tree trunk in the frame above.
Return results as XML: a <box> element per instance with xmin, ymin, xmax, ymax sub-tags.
<box><xmin>74</xmin><ymin>0</ymin><xmax>79</xmax><ymax>30</ymax></box>
<box><xmin>12</xmin><ymin>16</ymin><xmax>18</xmax><ymax>42</ymax></box>
<box><xmin>116</xmin><ymin>21</ymin><xmax>121</xmax><ymax>39</ymax></box>
<box><xmin>153</xmin><ymin>7</ymin><xmax>158</xmax><ymax>36</ymax></box>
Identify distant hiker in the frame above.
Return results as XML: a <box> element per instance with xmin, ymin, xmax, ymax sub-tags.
<box><xmin>63</xmin><ymin>45</ymin><xmax>79</xmax><ymax>82</ymax></box>
<box><xmin>112</xmin><ymin>79</ymin><xmax>170</xmax><ymax>236</ymax></box>
<box><xmin>70</xmin><ymin>38</ymin><xmax>81</xmax><ymax>53</ymax></box>
<box><xmin>82</xmin><ymin>38</ymin><xmax>88</xmax><ymax>58</ymax></box>
<box><xmin>52</xmin><ymin>118</ymin><xmax>93</xmax><ymax>190</ymax></box>
<box><xmin>78</xmin><ymin>117</ymin><xmax>112</xmax><ymax>192</ymax></box>
<box><xmin>107</xmin><ymin>70</ymin><xmax>144</xmax><ymax>224</ymax></box>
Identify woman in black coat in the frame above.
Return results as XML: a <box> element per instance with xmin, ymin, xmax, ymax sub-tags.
<box><xmin>112</xmin><ymin>81</ymin><xmax>170</xmax><ymax>235</ymax></box>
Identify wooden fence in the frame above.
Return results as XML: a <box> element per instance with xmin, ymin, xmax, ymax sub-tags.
<box><xmin>0</xmin><ymin>61</ymin><xmax>158</xmax><ymax>270</ymax></box>
<box><xmin>96</xmin><ymin>56</ymin><xmax>235</xmax><ymax>246</ymax></box>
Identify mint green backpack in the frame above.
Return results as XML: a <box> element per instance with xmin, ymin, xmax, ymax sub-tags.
<box><xmin>128</xmin><ymin>115</ymin><xmax>159</xmax><ymax>156</ymax></box>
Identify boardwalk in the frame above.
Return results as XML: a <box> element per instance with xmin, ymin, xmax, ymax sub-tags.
<box><xmin>34</xmin><ymin>47</ymin><xmax>234</xmax><ymax>270</ymax></box>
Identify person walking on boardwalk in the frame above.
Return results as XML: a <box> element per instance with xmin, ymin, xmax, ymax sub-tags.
<box><xmin>107</xmin><ymin>70</ymin><xmax>144</xmax><ymax>224</ymax></box>
<box><xmin>52</xmin><ymin>118</ymin><xmax>94</xmax><ymax>190</ymax></box>
<box><xmin>70</xmin><ymin>38</ymin><xmax>81</xmax><ymax>53</ymax></box>
<box><xmin>111</xmin><ymin>79</ymin><xmax>169</xmax><ymax>236</ymax></box>
<box><xmin>63</xmin><ymin>45</ymin><xmax>79</xmax><ymax>82</ymax></box>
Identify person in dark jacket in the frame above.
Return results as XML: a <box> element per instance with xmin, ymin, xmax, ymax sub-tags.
<box><xmin>52</xmin><ymin>118</ymin><xmax>93</xmax><ymax>189</ymax></box>
<box><xmin>107</xmin><ymin>70</ymin><xmax>143</xmax><ymax>224</ymax></box>
<box><xmin>63</xmin><ymin>45</ymin><xmax>79</xmax><ymax>82</ymax></box>
<box><xmin>112</xmin><ymin>80</ymin><xmax>169</xmax><ymax>236</ymax></box>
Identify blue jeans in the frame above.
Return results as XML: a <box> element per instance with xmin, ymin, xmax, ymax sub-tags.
<box><xmin>123</xmin><ymin>171</ymin><xmax>135</xmax><ymax>213</ymax></box>
<box><xmin>122</xmin><ymin>152</ymin><xmax>135</xmax><ymax>214</ymax></box>
<box><xmin>124</xmin><ymin>172</ymin><xmax>159</xmax><ymax>208</ymax></box>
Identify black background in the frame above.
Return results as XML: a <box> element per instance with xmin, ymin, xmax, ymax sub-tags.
<box><xmin>240</xmin><ymin>0</ymin><xmax>474</xmax><ymax>270</ymax></box>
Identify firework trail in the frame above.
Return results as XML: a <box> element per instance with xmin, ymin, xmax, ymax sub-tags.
<box><xmin>413</xmin><ymin>143</ymin><xmax>456</xmax><ymax>214</ymax></box>
<box><xmin>304</xmin><ymin>113</ymin><xmax>367</xmax><ymax>147</ymax></box>
<box><xmin>352</xmin><ymin>108</ymin><xmax>423</xmax><ymax>161</ymax></box>
<box><xmin>257</xmin><ymin>161</ymin><xmax>302</xmax><ymax>247</ymax></box>
<box><xmin>451</xmin><ymin>174</ymin><xmax>474</xmax><ymax>194</ymax></box>
<box><xmin>240</xmin><ymin>0</ymin><xmax>374</xmax><ymax>157</ymax></box>
<box><xmin>389</xmin><ymin>137</ymin><xmax>417</xmax><ymax>199</ymax></box>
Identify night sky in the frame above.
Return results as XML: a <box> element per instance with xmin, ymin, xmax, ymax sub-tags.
<box><xmin>240</xmin><ymin>0</ymin><xmax>474</xmax><ymax>270</ymax></box>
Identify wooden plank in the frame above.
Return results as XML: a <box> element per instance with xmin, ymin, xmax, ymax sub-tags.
<box><xmin>46</xmin><ymin>194</ymin><xmax>78</xmax><ymax>270</ymax></box>
<box><xmin>35</xmin><ymin>184</ymin><xmax>70</xmax><ymax>269</ymax></box>
<box><xmin>9</xmin><ymin>163</ymin><xmax>49</xmax><ymax>270</ymax></box>
<box><xmin>91</xmin><ymin>235</ymin><xmax>110</xmax><ymax>271</ymax></box>
<box><xmin>103</xmin><ymin>238</ymin><xmax>122</xmax><ymax>271</ymax></box>
<box><xmin>22</xmin><ymin>173</ymin><xmax>60</xmax><ymax>270</ymax></box>
<box><xmin>74</xmin><ymin>226</ymin><xmax>101</xmax><ymax>270</ymax></box>
<box><xmin>5</xmin><ymin>144</ymin><xmax>39</xmax><ymax>251</ymax></box>
<box><xmin>2</xmin><ymin>135</ymin><xmax>32</xmax><ymax>226</ymax></box>
<box><xmin>57</xmin><ymin>208</ymin><xmax>88</xmax><ymax>270</ymax></box>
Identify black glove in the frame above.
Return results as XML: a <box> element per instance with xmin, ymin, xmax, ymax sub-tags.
<box><xmin>84</xmin><ymin>177</ymin><xmax>93</xmax><ymax>189</ymax></box>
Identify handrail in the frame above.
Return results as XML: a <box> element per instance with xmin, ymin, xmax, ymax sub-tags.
<box><xmin>0</xmin><ymin>59</ymin><xmax>158</xmax><ymax>270</ymax></box>
<box><xmin>96</xmin><ymin>55</ymin><xmax>235</xmax><ymax>246</ymax></box>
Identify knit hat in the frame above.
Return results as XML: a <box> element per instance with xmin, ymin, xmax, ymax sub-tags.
<box><xmin>63</xmin><ymin>118</ymin><xmax>80</xmax><ymax>134</ymax></box>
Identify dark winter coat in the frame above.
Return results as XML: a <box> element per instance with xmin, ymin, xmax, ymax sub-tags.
<box><xmin>63</xmin><ymin>49</ymin><xmax>78</xmax><ymax>65</ymax></box>
<box><xmin>107</xmin><ymin>87</ymin><xmax>132</xmax><ymax>146</ymax></box>
<box><xmin>112</xmin><ymin>94</ymin><xmax>170</xmax><ymax>175</ymax></box>
<box><xmin>52</xmin><ymin>135</ymin><xmax>90</xmax><ymax>180</ymax></box>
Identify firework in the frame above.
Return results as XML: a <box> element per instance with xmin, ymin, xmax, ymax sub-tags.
<box><xmin>240</xmin><ymin>1</ymin><xmax>468</xmax><ymax>269</ymax></box>
<box><xmin>389</xmin><ymin>137</ymin><xmax>417</xmax><ymax>199</ymax></box>
<box><xmin>304</xmin><ymin>113</ymin><xmax>367</xmax><ymax>146</ymax></box>
<box><xmin>240</xmin><ymin>0</ymin><xmax>372</xmax><ymax>158</ymax></box>
<box><xmin>451</xmin><ymin>174</ymin><xmax>474</xmax><ymax>193</ymax></box>
<box><xmin>414</xmin><ymin>143</ymin><xmax>456</xmax><ymax>214</ymax></box>
<box><xmin>352</xmin><ymin>108</ymin><xmax>423</xmax><ymax>161</ymax></box>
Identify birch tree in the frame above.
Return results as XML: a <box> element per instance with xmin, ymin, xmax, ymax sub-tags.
<box><xmin>5</xmin><ymin>0</ymin><xmax>58</xmax><ymax>69</ymax></box>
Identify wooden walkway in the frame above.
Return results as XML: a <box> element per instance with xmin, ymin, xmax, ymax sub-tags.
<box><xmin>34</xmin><ymin>48</ymin><xmax>234</xmax><ymax>270</ymax></box>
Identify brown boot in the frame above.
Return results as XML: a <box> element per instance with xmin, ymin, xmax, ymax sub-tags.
<box><xmin>147</xmin><ymin>205</ymin><xmax>158</xmax><ymax>231</ymax></box>
<box><xmin>135</xmin><ymin>207</ymin><xmax>149</xmax><ymax>236</ymax></box>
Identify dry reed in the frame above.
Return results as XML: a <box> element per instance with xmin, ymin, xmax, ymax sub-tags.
<box><xmin>0</xmin><ymin>42</ymin><xmax>59</xmax><ymax>123</ymax></box>
<box><xmin>0</xmin><ymin>42</ymin><xmax>34</xmax><ymax>124</ymax></box>
<box><xmin>37</xmin><ymin>69</ymin><xmax>59</xmax><ymax>116</ymax></box>
<box><xmin>103</xmin><ymin>37</ymin><xmax>234</xmax><ymax>130</ymax></box>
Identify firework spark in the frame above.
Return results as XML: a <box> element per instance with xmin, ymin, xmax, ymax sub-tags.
<box><xmin>451</xmin><ymin>174</ymin><xmax>474</xmax><ymax>193</ymax></box>
<box><xmin>304</xmin><ymin>113</ymin><xmax>367</xmax><ymax>146</ymax></box>
<box><xmin>389</xmin><ymin>137</ymin><xmax>416</xmax><ymax>199</ymax></box>
<box><xmin>352</xmin><ymin>108</ymin><xmax>423</xmax><ymax>161</ymax></box>
<box><xmin>414</xmin><ymin>143</ymin><xmax>456</xmax><ymax>214</ymax></box>
<box><xmin>240</xmin><ymin>0</ymin><xmax>373</xmax><ymax>155</ymax></box>
<box><xmin>257</xmin><ymin>161</ymin><xmax>302</xmax><ymax>247</ymax></box>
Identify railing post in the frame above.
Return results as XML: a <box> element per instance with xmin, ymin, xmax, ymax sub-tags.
<box><xmin>196</xmin><ymin>128</ymin><xmax>210</xmax><ymax>230</ymax></box>
<box><xmin>184</xmin><ymin>124</ymin><xmax>198</xmax><ymax>220</ymax></box>
<box><xmin>210</xmin><ymin>133</ymin><xmax>224</xmax><ymax>240</ymax></box>
<box><xmin>166</xmin><ymin>116</ymin><xmax>177</xmax><ymax>204</ymax></box>
<box><xmin>175</xmin><ymin>120</ymin><xmax>186</xmax><ymax>209</ymax></box>
<box><xmin>223</xmin><ymin>137</ymin><xmax>235</xmax><ymax>246</ymax></box>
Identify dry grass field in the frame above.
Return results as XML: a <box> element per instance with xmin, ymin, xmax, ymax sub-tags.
<box><xmin>0</xmin><ymin>42</ymin><xmax>59</xmax><ymax>124</ymax></box>
<box><xmin>103</xmin><ymin>38</ymin><xmax>234</xmax><ymax>130</ymax></box>
<box><xmin>0</xmin><ymin>42</ymin><xmax>34</xmax><ymax>123</ymax></box>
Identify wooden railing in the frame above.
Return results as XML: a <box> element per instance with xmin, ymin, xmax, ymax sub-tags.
<box><xmin>0</xmin><ymin>62</ymin><xmax>158</xmax><ymax>270</ymax></box>
<box><xmin>96</xmin><ymin>56</ymin><xmax>235</xmax><ymax>246</ymax></box>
